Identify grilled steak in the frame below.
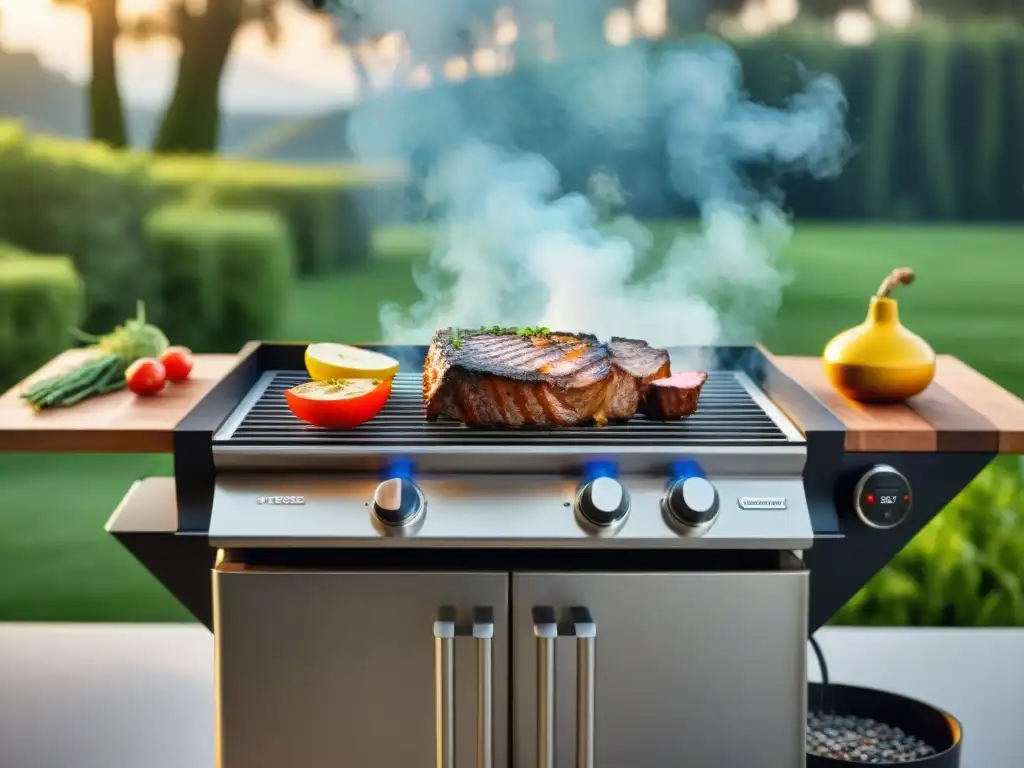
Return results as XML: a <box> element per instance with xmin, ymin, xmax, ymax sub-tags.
<box><xmin>605</xmin><ymin>337</ymin><xmax>676</xmax><ymax>419</ymax></box>
<box><xmin>423</xmin><ymin>328</ymin><xmax>671</xmax><ymax>427</ymax></box>
<box><xmin>641</xmin><ymin>372</ymin><xmax>708</xmax><ymax>420</ymax></box>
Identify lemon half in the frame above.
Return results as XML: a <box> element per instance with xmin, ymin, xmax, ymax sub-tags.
<box><xmin>304</xmin><ymin>343</ymin><xmax>400</xmax><ymax>381</ymax></box>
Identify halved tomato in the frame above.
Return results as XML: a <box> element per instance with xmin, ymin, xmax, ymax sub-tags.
<box><xmin>284</xmin><ymin>378</ymin><xmax>392</xmax><ymax>429</ymax></box>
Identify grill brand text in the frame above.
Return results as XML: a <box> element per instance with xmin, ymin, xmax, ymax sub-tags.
<box><xmin>257</xmin><ymin>495</ymin><xmax>306</xmax><ymax>505</ymax></box>
<box><xmin>738</xmin><ymin>497</ymin><xmax>787</xmax><ymax>510</ymax></box>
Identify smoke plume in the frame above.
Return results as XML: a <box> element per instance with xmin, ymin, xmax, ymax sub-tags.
<box><xmin>322</xmin><ymin>2</ymin><xmax>851</xmax><ymax>356</ymax></box>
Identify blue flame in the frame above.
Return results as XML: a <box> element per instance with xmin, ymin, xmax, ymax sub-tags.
<box><xmin>385</xmin><ymin>458</ymin><xmax>415</xmax><ymax>480</ymax></box>
<box><xmin>671</xmin><ymin>459</ymin><xmax>705</xmax><ymax>481</ymax></box>
<box><xmin>583</xmin><ymin>461</ymin><xmax>618</xmax><ymax>483</ymax></box>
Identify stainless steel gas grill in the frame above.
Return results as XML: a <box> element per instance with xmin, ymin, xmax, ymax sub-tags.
<box><xmin>209</xmin><ymin>365</ymin><xmax>812</xmax><ymax>552</ymax></box>
<box><xmin>106</xmin><ymin>342</ymin><xmax>997</xmax><ymax>768</ymax></box>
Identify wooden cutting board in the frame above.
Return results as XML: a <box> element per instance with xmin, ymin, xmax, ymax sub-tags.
<box><xmin>771</xmin><ymin>355</ymin><xmax>1024</xmax><ymax>453</ymax></box>
<box><xmin>0</xmin><ymin>350</ymin><xmax>241</xmax><ymax>453</ymax></box>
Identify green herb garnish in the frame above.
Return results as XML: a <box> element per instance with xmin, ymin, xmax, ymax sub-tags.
<box><xmin>474</xmin><ymin>325</ymin><xmax>552</xmax><ymax>337</ymax></box>
<box><xmin>451</xmin><ymin>326</ymin><xmax>553</xmax><ymax>348</ymax></box>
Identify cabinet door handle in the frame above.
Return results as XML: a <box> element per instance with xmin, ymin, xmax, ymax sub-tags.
<box><xmin>473</xmin><ymin>607</ymin><xmax>495</xmax><ymax>768</ymax></box>
<box><xmin>435</xmin><ymin>608</ymin><xmax>457</xmax><ymax>768</ymax></box>
<box><xmin>571</xmin><ymin>607</ymin><xmax>596</xmax><ymax>768</ymax></box>
<box><xmin>434</xmin><ymin>607</ymin><xmax>497</xmax><ymax>768</ymax></box>
<box><xmin>532</xmin><ymin>607</ymin><xmax>558</xmax><ymax>768</ymax></box>
<box><xmin>532</xmin><ymin>606</ymin><xmax>597</xmax><ymax>768</ymax></box>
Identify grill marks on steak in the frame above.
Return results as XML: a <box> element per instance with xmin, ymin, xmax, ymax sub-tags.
<box><xmin>423</xmin><ymin>329</ymin><xmax>671</xmax><ymax>427</ymax></box>
<box><xmin>422</xmin><ymin>329</ymin><xmax>612</xmax><ymax>427</ymax></box>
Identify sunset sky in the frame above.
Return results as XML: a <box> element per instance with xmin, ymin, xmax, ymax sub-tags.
<box><xmin>0</xmin><ymin>0</ymin><xmax>359</xmax><ymax>111</ymax></box>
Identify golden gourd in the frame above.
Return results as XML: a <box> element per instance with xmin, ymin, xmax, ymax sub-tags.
<box><xmin>823</xmin><ymin>267</ymin><xmax>936</xmax><ymax>403</ymax></box>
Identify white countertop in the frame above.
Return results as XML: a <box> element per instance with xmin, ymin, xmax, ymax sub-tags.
<box><xmin>0</xmin><ymin>623</ymin><xmax>1017</xmax><ymax>768</ymax></box>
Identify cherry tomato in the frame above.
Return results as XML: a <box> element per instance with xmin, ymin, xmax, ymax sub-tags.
<box><xmin>159</xmin><ymin>346</ymin><xmax>194</xmax><ymax>382</ymax></box>
<box><xmin>126</xmin><ymin>358</ymin><xmax>167</xmax><ymax>396</ymax></box>
<box><xmin>284</xmin><ymin>378</ymin><xmax>392</xmax><ymax>429</ymax></box>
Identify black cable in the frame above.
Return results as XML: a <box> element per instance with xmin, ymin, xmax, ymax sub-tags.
<box><xmin>809</xmin><ymin>634</ymin><xmax>830</xmax><ymax>713</ymax></box>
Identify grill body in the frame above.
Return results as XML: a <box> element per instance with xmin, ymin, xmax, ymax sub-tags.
<box><xmin>105</xmin><ymin>343</ymin><xmax>993</xmax><ymax>768</ymax></box>
<box><xmin>208</xmin><ymin>345</ymin><xmax>813</xmax><ymax>768</ymax></box>
<box><xmin>208</xmin><ymin>362</ymin><xmax>812</xmax><ymax>549</ymax></box>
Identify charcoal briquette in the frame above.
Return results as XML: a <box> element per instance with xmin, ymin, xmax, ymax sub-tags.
<box><xmin>807</xmin><ymin>711</ymin><xmax>940</xmax><ymax>763</ymax></box>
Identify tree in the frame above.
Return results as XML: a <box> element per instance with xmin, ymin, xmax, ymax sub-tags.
<box><xmin>151</xmin><ymin>0</ymin><xmax>249</xmax><ymax>153</ymax></box>
<box><xmin>53</xmin><ymin>0</ymin><xmax>129</xmax><ymax>148</ymax></box>
<box><xmin>668</xmin><ymin>0</ymin><xmax>718</xmax><ymax>32</ymax></box>
<box><xmin>55</xmin><ymin>0</ymin><xmax>290</xmax><ymax>154</ymax></box>
<box><xmin>127</xmin><ymin>0</ymin><xmax>284</xmax><ymax>154</ymax></box>
<box><xmin>322</xmin><ymin>2</ymin><xmax>385</xmax><ymax>96</ymax></box>
<box><xmin>316</xmin><ymin>0</ymin><xmax>515</xmax><ymax>90</ymax></box>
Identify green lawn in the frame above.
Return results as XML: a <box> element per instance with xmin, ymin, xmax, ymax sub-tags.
<box><xmin>1</xmin><ymin>223</ymin><xmax>1023</xmax><ymax>623</ymax></box>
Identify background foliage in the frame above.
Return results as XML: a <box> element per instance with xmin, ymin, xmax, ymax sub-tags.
<box><xmin>0</xmin><ymin>122</ymin><xmax>402</xmax><ymax>337</ymax></box>
<box><xmin>335</xmin><ymin>24</ymin><xmax>1024</xmax><ymax>223</ymax></box>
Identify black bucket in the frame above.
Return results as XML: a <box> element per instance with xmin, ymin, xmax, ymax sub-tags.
<box><xmin>807</xmin><ymin>682</ymin><xmax>962</xmax><ymax>767</ymax></box>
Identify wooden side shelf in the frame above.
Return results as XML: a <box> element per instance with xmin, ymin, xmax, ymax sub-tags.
<box><xmin>0</xmin><ymin>351</ymin><xmax>241</xmax><ymax>453</ymax></box>
<box><xmin>772</xmin><ymin>355</ymin><xmax>1024</xmax><ymax>453</ymax></box>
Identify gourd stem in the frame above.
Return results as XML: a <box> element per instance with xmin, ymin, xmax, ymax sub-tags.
<box><xmin>876</xmin><ymin>267</ymin><xmax>915</xmax><ymax>298</ymax></box>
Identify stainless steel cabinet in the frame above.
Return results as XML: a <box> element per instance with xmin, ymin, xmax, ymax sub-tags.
<box><xmin>214</xmin><ymin>568</ymin><xmax>807</xmax><ymax>768</ymax></box>
<box><xmin>214</xmin><ymin>569</ymin><xmax>510</xmax><ymax>768</ymax></box>
<box><xmin>511</xmin><ymin>572</ymin><xmax>808</xmax><ymax>768</ymax></box>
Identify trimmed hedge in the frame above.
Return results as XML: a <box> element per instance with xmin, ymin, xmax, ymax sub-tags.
<box><xmin>0</xmin><ymin>243</ymin><xmax>84</xmax><ymax>390</ymax></box>
<box><xmin>0</xmin><ymin>125</ymin><xmax>403</xmax><ymax>332</ymax></box>
<box><xmin>0</xmin><ymin>124</ymin><xmax>404</xmax><ymax>383</ymax></box>
<box><xmin>145</xmin><ymin>206</ymin><xmax>295</xmax><ymax>353</ymax></box>
<box><xmin>0</xmin><ymin>125</ymin><xmax>154</xmax><ymax>332</ymax></box>
<box><xmin>148</xmin><ymin>157</ymin><xmax>406</xmax><ymax>275</ymax></box>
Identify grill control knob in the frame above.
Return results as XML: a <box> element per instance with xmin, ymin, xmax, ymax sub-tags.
<box><xmin>854</xmin><ymin>464</ymin><xmax>912</xmax><ymax>530</ymax></box>
<box><xmin>664</xmin><ymin>476</ymin><xmax>720</xmax><ymax>532</ymax></box>
<box><xmin>575</xmin><ymin>476</ymin><xmax>631</xmax><ymax>528</ymax></box>
<box><xmin>372</xmin><ymin>478</ymin><xmax>425</xmax><ymax>528</ymax></box>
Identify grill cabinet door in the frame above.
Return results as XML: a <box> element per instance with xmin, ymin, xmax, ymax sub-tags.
<box><xmin>511</xmin><ymin>572</ymin><xmax>808</xmax><ymax>768</ymax></box>
<box><xmin>215</xmin><ymin>569</ymin><xmax>509</xmax><ymax>768</ymax></box>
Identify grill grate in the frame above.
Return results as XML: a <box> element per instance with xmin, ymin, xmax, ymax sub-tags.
<box><xmin>218</xmin><ymin>370</ymin><xmax>798</xmax><ymax>448</ymax></box>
